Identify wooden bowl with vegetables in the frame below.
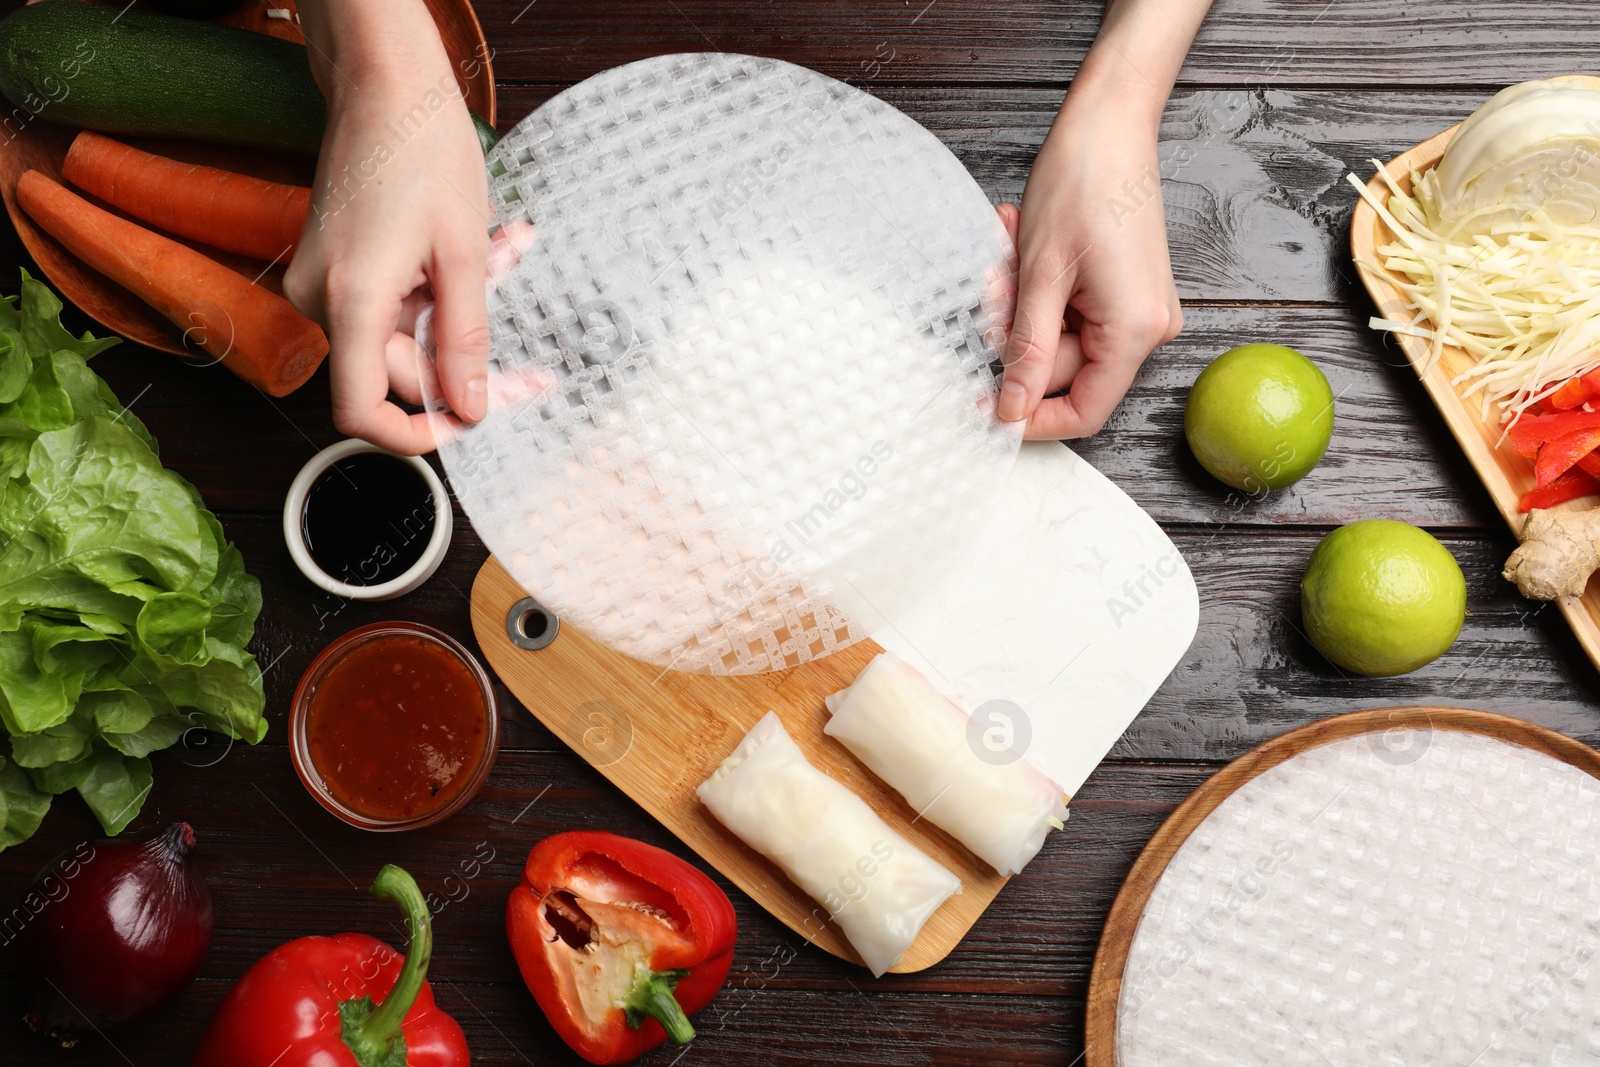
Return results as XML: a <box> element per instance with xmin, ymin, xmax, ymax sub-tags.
<box><xmin>0</xmin><ymin>0</ymin><xmax>494</xmax><ymax>385</ymax></box>
<box><xmin>1351</xmin><ymin>75</ymin><xmax>1600</xmax><ymax>674</ymax></box>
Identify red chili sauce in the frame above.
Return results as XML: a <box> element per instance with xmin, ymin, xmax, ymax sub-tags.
<box><xmin>305</xmin><ymin>634</ymin><xmax>488</xmax><ymax>821</ymax></box>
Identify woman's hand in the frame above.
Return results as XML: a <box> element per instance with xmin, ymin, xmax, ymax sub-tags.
<box><xmin>998</xmin><ymin>102</ymin><xmax>1181</xmax><ymax>438</ymax></box>
<box><xmin>998</xmin><ymin>0</ymin><xmax>1212</xmax><ymax>439</ymax></box>
<box><xmin>286</xmin><ymin>1</ymin><xmax>489</xmax><ymax>455</ymax></box>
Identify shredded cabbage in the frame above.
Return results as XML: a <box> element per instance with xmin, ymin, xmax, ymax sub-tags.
<box><xmin>1350</xmin><ymin>162</ymin><xmax>1600</xmax><ymax>426</ymax></box>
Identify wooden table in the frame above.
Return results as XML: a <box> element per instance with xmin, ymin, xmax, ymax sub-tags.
<box><xmin>5</xmin><ymin>3</ymin><xmax>1600</xmax><ymax>1064</ymax></box>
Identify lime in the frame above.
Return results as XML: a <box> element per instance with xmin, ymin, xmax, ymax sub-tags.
<box><xmin>1185</xmin><ymin>344</ymin><xmax>1335</xmax><ymax>492</ymax></box>
<box><xmin>1301</xmin><ymin>520</ymin><xmax>1466</xmax><ymax>676</ymax></box>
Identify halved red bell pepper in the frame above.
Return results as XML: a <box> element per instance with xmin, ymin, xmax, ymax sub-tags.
<box><xmin>1521</xmin><ymin>465</ymin><xmax>1600</xmax><ymax>512</ymax></box>
<box><xmin>507</xmin><ymin>832</ymin><xmax>736</xmax><ymax>1065</ymax></box>
<box><xmin>193</xmin><ymin>865</ymin><xmax>466</xmax><ymax>1067</ymax></box>
<box><xmin>1535</xmin><ymin>426</ymin><xmax>1600</xmax><ymax>486</ymax></box>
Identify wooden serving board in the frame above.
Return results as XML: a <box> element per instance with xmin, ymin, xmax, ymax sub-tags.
<box><xmin>470</xmin><ymin>555</ymin><xmax>1010</xmax><ymax>973</ymax></box>
<box><xmin>1348</xmin><ymin>77</ymin><xmax>1600</xmax><ymax>672</ymax></box>
<box><xmin>1082</xmin><ymin>705</ymin><xmax>1600</xmax><ymax>1066</ymax></box>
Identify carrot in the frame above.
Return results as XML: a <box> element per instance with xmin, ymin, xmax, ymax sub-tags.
<box><xmin>16</xmin><ymin>170</ymin><xmax>327</xmax><ymax>397</ymax></box>
<box><xmin>62</xmin><ymin>131</ymin><xmax>310</xmax><ymax>264</ymax></box>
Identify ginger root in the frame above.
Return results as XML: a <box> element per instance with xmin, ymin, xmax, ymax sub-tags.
<box><xmin>1504</xmin><ymin>508</ymin><xmax>1600</xmax><ymax>599</ymax></box>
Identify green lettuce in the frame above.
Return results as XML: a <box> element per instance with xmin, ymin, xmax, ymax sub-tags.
<box><xmin>0</xmin><ymin>272</ymin><xmax>265</xmax><ymax>847</ymax></box>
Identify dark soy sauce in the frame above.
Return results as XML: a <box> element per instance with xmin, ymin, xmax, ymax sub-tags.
<box><xmin>302</xmin><ymin>453</ymin><xmax>436</xmax><ymax>586</ymax></box>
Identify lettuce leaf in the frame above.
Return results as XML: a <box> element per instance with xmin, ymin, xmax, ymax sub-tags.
<box><xmin>0</xmin><ymin>755</ymin><xmax>51</xmax><ymax>848</ymax></box>
<box><xmin>0</xmin><ymin>272</ymin><xmax>265</xmax><ymax>848</ymax></box>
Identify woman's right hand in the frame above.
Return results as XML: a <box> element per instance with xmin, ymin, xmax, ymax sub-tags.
<box><xmin>996</xmin><ymin>92</ymin><xmax>1182</xmax><ymax>439</ymax></box>
<box><xmin>286</xmin><ymin>0</ymin><xmax>490</xmax><ymax>456</ymax></box>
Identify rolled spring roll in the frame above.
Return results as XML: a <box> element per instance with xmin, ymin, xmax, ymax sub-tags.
<box><xmin>824</xmin><ymin>652</ymin><xmax>1067</xmax><ymax>876</ymax></box>
<box><xmin>696</xmin><ymin>712</ymin><xmax>960</xmax><ymax>976</ymax></box>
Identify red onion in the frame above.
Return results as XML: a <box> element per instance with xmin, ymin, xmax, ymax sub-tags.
<box><xmin>17</xmin><ymin>822</ymin><xmax>214</xmax><ymax>1044</ymax></box>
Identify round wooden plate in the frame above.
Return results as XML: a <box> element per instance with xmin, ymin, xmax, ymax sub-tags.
<box><xmin>0</xmin><ymin>0</ymin><xmax>494</xmax><ymax>357</ymax></box>
<box><xmin>1082</xmin><ymin>706</ymin><xmax>1600</xmax><ymax>1066</ymax></box>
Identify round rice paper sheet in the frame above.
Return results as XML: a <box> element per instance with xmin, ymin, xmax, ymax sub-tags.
<box><xmin>424</xmin><ymin>53</ymin><xmax>1020</xmax><ymax>674</ymax></box>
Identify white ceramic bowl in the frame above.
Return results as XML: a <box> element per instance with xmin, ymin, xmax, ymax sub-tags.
<box><xmin>282</xmin><ymin>440</ymin><xmax>454</xmax><ymax>601</ymax></box>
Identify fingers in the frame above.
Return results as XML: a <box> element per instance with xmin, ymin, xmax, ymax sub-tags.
<box><xmin>386</xmin><ymin>329</ymin><xmax>443</xmax><ymax>408</ymax></box>
<box><xmin>431</xmin><ymin>233</ymin><xmax>492</xmax><ymax>424</ymax></box>
<box><xmin>995</xmin><ymin>202</ymin><xmax>1020</xmax><ymax>248</ymax></box>
<box><xmin>1000</xmin><ymin>246</ymin><xmax>1076</xmax><ymax>424</ymax></box>
<box><xmin>282</xmin><ymin>257</ymin><xmax>326</xmax><ymax>327</ymax></box>
<box><xmin>322</xmin><ymin>283</ymin><xmax>439</xmax><ymax>455</ymax></box>
<box><xmin>1047</xmin><ymin>330</ymin><xmax>1085</xmax><ymax>395</ymax></box>
<box><xmin>491</xmin><ymin>364</ymin><xmax>559</xmax><ymax>407</ymax></box>
<box><xmin>1023</xmin><ymin>357</ymin><xmax>1141</xmax><ymax>440</ymax></box>
<box><xmin>1026</xmin><ymin>300</ymin><xmax>1181</xmax><ymax>439</ymax></box>
<box><xmin>488</xmin><ymin>221</ymin><xmax>537</xmax><ymax>285</ymax></box>
<box><xmin>393</xmin><ymin>289</ymin><xmax>433</xmax><ymax>339</ymax></box>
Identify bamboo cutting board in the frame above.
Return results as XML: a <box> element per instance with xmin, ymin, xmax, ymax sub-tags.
<box><xmin>1349</xmin><ymin>76</ymin><xmax>1600</xmax><ymax>672</ymax></box>
<box><xmin>469</xmin><ymin>555</ymin><xmax>1009</xmax><ymax>973</ymax></box>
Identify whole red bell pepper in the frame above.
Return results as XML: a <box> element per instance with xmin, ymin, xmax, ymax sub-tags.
<box><xmin>193</xmin><ymin>865</ymin><xmax>467</xmax><ymax>1067</ymax></box>
<box><xmin>507</xmin><ymin>831</ymin><xmax>736</xmax><ymax>1065</ymax></box>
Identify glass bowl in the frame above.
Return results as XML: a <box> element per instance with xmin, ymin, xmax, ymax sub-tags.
<box><xmin>289</xmin><ymin>621</ymin><xmax>499</xmax><ymax>831</ymax></box>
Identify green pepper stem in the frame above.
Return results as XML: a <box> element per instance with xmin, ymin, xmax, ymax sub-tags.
<box><xmin>346</xmin><ymin>865</ymin><xmax>433</xmax><ymax>1058</ymax></box>
<box><xmin>624</xmin><ymin>970</ymin><xmax>696</xmax><ymax>1046</ymax></box>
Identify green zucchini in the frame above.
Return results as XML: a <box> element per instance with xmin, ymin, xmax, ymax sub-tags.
<box><xmin>0</xmin><ymin>2</ymin><xmax>499</xmax><ymax>156</ymax></box>
<box><xmin>470</xmin><ymin>109</ymin><xmax>500</xmax><ymax>156</ymax></box>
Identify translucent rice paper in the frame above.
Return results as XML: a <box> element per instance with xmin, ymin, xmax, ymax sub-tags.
<box><xmin>424</xmin><ymin>53</ymin><xmax>1019</xmax><ymax>674</ymax></box>
<box><xmin>1117</xmin><ymin>729</ymin><xmax>1600</xmax><ymax>1066</ymax></box>
<box><xmin>824</xmin><ymin>651</ymin><xmax>1067</xmax><ymax>876</ymax></box>
<box><xmin>697</xmin><ymin>712</ymin><xmax>961</xmax><ymax>976</ymax></box>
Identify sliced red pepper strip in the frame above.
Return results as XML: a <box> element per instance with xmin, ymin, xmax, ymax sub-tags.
<box><xmin>1535</xmin><ymin>426</ymin><xmax>1600</xmax><ymax>486</ymax></box>
<box><xmin>1549</xmin><ymin>369</ymin><xmax>1600</xmax><ymax>411</ymax></box>
<box><xmin>1520</xmin><ymin>465</ymin><xmax>1600</xmax><ymax>512</ymax></box>
<box><xmin>194</xmin><ymin>865</ymin><xmax>466</xmax><ymax>1067</ymax></box>
<box><xmin>1506</xmin><ymin>409</ymin><xmax>1600</xmax><ymax>459</ymax></box>
<box><xmin>1578</xmin><ymin>452</ymin><xmax>1600</xmax><ymax>478</ymax></box>
<box><xmin>507</xmin><ymin>831</ymin><xmax>737</xmax><ymax>1065</ymax></box>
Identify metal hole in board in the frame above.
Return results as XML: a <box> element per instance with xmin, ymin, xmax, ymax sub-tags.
<box><xmin>507</xmin><ymin>597</ymin><xmax>558</xmax><ymax>651</ymax></box>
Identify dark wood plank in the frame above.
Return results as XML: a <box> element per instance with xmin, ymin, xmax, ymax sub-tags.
<box><xmin>184</xmin><ymin>511</ymin><xmax>1600</xmax><ymax>770</ymax></box>
<box><xmin>4</xmin><ymin>5</ymin><xmax>1596</xmax><ymax>1066</ymax></box>
<box><xmin>476</xmin><ymin>1</ymin><xmax>1600</xmax><ymax>89</ymax></box>
<box><xmin>1074</xmin><ymin>305</ymin><xmax>1501</xmax><ymax>530</ymax></box>
<box><xmin>0</xmin><ymin>757</ymin><xmax>1202</xmax><ymax>991</ymax></box>
<box><xmin>0</xmin><ymin>754</ymin><xmax>1198</xmax><ymax>1064</ymax></box>
<box><xmin>6</xmin><ymin>88</ymin><xmax>1511</xmax><ymax>383</ymax></box>
<box><xmin>490</xmin><ymin>86</ymin><xmax>1488</xmax><ymax>304</ymax></box>
<box><xmin>0</xmin><ymin>976</ymin><xmax>1085</xmax><ymax>1067</ymax></box>
<box><xmin>1129</xmin><ymin>531</ymin><xmax>1600</xmax><ymax>757</ymax></box>
<box><xmin>79</xmin><ymin>304</ymin><xmax>1498</xmax><ymax>528</ymax></box>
